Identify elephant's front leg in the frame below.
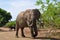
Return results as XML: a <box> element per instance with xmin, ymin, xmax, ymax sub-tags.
<box><xmin>30</xmin><ymin>26</ymin><xmax>38</xmax><ymax>38</ymax></box>
<box><xmin>30</xmin><ymin>27</ymin><xmax>35</xmax><ymax>38</ymax></box>
<box><xmin>21</xmin><ymin>28</ymin><xmax>25</xmax><ymax>37</ymax></box>
<box><xmin>33</xmin><ymin>26</ymin><xmax>38</xmax><ymax>37</ymax></box>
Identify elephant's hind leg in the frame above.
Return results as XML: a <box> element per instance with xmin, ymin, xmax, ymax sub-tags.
<box><xmin>21</xmin><ymin>27</ymin><xmax>25</xmax><ymax>37</ymax></box>
<box><xmin>16</xmin><ymin>24</ymin><xmax>19</xmax><ymax>38</ymax></box>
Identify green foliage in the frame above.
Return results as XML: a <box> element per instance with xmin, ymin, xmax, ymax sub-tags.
<box><xmin>36</xmin><ymin>0</ymin><xmax>60</xmax><ymax>28</ymax></box>
<box><xmin>0</xmin><ymin>8</ymin><xmax>12</xmax><ymax>27</ymax></box>
<box><xmin>46</xmin><ymin>0</ymin><xmax>50</xmax><ymax>4</ymax></box>
<box><xmin>5</xmin><ymin>21</ymin><xmax>16</xmax><ymax>28</ymax></box>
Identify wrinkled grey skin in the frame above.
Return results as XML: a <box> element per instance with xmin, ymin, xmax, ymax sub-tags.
<box><xmin>16</xmin><ymin>9</ymin><xmax>41</xmax><ymax>38</ymax></box>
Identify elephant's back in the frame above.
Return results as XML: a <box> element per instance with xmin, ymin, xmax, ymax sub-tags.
<box><xmin>16</xmin><ymin>11</ymin><xmax>25</xmax><ymax>21</ymax></box>
<box><xmin>16</xmin><ymin>11</ymin><xmax>28</xmax><ymax>27</ymax></box>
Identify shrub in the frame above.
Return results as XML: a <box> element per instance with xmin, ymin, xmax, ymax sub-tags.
<box><xmin>5</xmin><ymin>21</ymin><xmax>16</xmax><ymax>28</ymax></box>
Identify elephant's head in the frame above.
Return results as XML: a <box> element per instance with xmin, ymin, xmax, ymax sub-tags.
<box><xmin>32</xmin><ymin>9</ymin><xmax>41</xmax><ymax>20</ymax></box>
<box><xmin>27</xmin><ymin>9</ymin><xmax>41</xmax><ymax>26</ymax></box>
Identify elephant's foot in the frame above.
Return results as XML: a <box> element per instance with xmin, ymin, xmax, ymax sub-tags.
<box><xmin>31</xmin><ymin>34</ymin><xmax>37</xmax><ymax>38</ymax></box>
<box><xmin>21</xmin><ymin>35</ymin><xmax>25</xmax><ymax>37</ymax></box>
<box><xmin>16</xmin><ymin>33</ymin><xmax>19</xmax><ymax>38</ymax></box>
<box><xmin>31</xmin><ymin>36</ymin><xmax>35</xmax><ymax>38</ymax></box>
<box><xmin>16</xmin><ymin>35</ymin><xmax>19</xmax><ymax>38</ymax></box>
<box><xmin>32</xmin><ymin>35</ymin><xmax>36</xmax><ymax>38</ymax></box>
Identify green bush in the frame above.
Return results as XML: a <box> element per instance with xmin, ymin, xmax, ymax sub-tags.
<box><xmin>5</xmin><ymin>21</ymin><xmax>16</xmax><ymax>28</ymax></box>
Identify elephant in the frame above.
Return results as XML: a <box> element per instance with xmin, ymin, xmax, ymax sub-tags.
<box><xmin>16</xmin><ymin>9</ymin><xmax>41</xmax><ymax>38</ymax></box>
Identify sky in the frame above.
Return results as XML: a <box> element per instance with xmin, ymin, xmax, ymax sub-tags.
<box><xmin>0</xmin><ymin>0</ymin><xmax>60</xmax><ymax>21</ymax></box>
<box><xmin>0</xmin><ymin>0</ymin><xmax>40</xmax><ymax>21</ymax></box>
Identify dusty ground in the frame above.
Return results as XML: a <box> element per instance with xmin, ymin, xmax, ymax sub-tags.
<box><xmin>0</xmin><ymin>27</ymin><xmax>60</xmax><ymax>40</ymax></box>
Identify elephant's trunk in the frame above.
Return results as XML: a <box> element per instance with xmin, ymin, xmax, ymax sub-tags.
<box><xmin>29</xmin><ymin>20</ymin><xmax>38</xmax><ymax>38</ymax></box>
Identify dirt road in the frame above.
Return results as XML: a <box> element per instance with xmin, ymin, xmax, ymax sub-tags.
<box><xmin>0</xmin><ymin>27</ymin><xmax>60</xmax><ymax>40</ymax></box>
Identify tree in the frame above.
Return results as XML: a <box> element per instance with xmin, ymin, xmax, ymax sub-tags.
<box><xmin>0</xmin><ymin>8</ymin><xmax>12</xmax><ymax>27</ymax></box>
<box><xmin>36</xmin><ymin>0</ymin><xmax>60</xmax><ymax>28</ymax></box>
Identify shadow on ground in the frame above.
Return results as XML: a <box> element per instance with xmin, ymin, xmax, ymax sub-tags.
<box><xmin>34</xmin><ymin>37</ymin><xmax>60</xmax><ymax>40</ymax></box>
<box><xmin>20</xmin><ymin>36</ymin><xmax>60</xmax><ymax>40</ymax></box>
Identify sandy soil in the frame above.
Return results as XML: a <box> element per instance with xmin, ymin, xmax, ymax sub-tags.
<box><xmin>0</xmin><ymin>27</ymin><xmax>60</xmax><ymax>40</ymax></box>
